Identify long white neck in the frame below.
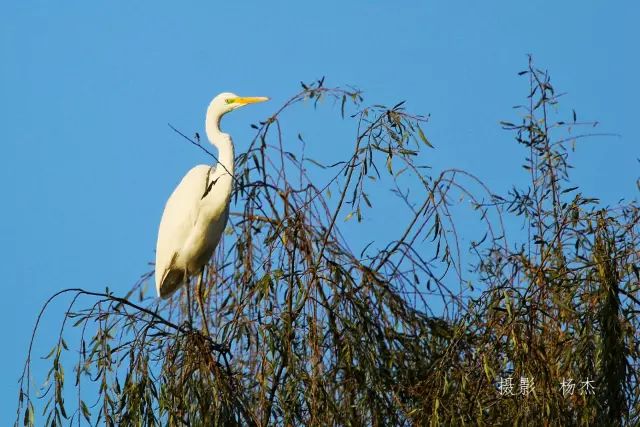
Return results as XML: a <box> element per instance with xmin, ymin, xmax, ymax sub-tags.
<box><xmin>205</xmin><ymin>111</ymin><xmax>235</xmax><ymax>181</ymax></box>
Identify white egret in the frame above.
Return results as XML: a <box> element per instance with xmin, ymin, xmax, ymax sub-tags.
<box><xmin>155</xmin><ymin>93</ymin><xmax>269</xmax><ymax>328</ymax></box>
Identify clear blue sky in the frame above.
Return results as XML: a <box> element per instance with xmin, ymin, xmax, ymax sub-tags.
<box><xmin>2</xmin><ymin>1</ymin><xmax>639</xmax><ymax>422</ymax></box>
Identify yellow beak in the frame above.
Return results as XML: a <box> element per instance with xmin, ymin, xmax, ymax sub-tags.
<box><xmin>235</xmin><ymin>96</ymin><xmax>269</xmax><ymax>105</ymax></box>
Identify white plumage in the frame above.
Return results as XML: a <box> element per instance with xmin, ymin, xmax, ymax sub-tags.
<box><xmin>155</xmin><ymin>92</ymin><xmax>269</xmax><ymax>299</ymax></box>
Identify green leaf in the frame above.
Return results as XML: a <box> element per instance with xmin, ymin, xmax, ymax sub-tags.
<box><xmin>482</xmin><ymin>356</ymin><xmax>493</xmax><ymax>382</ymax></box>
<box><xmin>81</xmin><ymin>400</ymin><xmax>91</xmax><ymax>423</ymax></box>
<box><xmin>417</xmin><ymin>126</ymin><xmax>433</xmax><ymax>148</ymax></box>
<box><xmin>42</xmin><ymin>345</ymin><xmax>57</xmax><ymax>360</ymax></box>
<box><xmin>362</xmin><ymin>192</ymin><xmax>372</xmax><ymax>208</ymax></box>
<box><xmin>24</xmin><ymin>401</ymin><xmax>34</xmax><ymax>427</ymax></box>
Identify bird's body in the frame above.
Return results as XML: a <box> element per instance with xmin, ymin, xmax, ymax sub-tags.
<box><xmin>155</xmin><ymin>164</ymin><xmax>231</xmax><ymax>297</ymax></box>
<box><xmin>155</xmin><ymin>93</ymin><xmax>268</xmax><ymax>299</ymax></box>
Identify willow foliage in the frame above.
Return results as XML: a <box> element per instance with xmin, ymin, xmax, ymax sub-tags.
<box><xmin>17</xmin><ymin>59</ymin><xmax>640</xmax><ymax>426</ymax></box>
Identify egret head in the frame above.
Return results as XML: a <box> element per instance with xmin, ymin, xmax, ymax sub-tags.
<box><xmin>209</xmin><ymin>92</ymin><xmax>270</xmax><ymax>117</ymax></box>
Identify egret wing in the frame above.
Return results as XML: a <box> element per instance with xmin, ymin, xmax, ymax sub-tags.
<box><xmin>155</xmin><ymin>164</ymin><xmax>212</xmax><ymax>297</ymax></box>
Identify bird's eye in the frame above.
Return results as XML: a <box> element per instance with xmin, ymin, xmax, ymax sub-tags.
<box><xmin>225</xmin><ymin>99</ymin><xmax>234</xmax><ymax>104</ymax></box>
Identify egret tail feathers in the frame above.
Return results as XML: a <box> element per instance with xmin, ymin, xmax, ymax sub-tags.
<box><xmin>158</xmin><ymin>268</ymin><xmax>186</xmax><ymax>299</ymax></box>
